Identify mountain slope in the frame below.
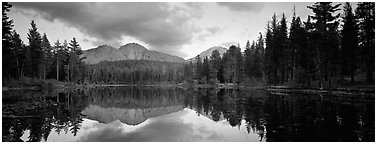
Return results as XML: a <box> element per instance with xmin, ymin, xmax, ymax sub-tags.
<box><xmin>118</xmin><ymin>43</ymin><xmax>148</xmax><ymax>60</ymax></box>
<box><xmin>82</xmin><ymin>43</ymin><xmax>186</xmax><ymax>64</ymax></box>
<box><xmin>82</xmin><ymin>45</ymin><xmax>125</xmax><ymax>65</ymax></box>
<box><xmin>188</xmin><ymin>46</ymin><xmax>227</xmax><ymax>62</ymax></box>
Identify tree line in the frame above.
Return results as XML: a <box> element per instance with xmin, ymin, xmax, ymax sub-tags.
<box><xmin>86</xmin><ymin>60</ymin><xmax>185</xmax><ymax>84</ymax></box>
<box><xmin>3</xmin><ymin>2</ymin><xmax>87</xmax><ymax>83</ymax></box>
<box><xmin>3</xmin><ymin>2</ymin><xmax>374</xmax><ymax>87</ymax></box>
<box><xmin>188</xmin><ymin>2</ymin><xmax>374</xmax><ymax>87</ymax></box>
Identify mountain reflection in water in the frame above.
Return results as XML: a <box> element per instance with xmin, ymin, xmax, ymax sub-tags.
<box><xmin>2</xmin><ymin>87</ymin><xmax>374</xmax><ymax>142</ymax></box>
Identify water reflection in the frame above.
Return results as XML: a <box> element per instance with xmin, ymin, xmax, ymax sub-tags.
<box><xmin>2</xmin><ymin>87</ymin><xmax>374</xmax><ymax>142</ymax></box>
<box><xmin>2</xmin><ymin>90</ymin><xmax>87</xmax><ymax>142</ymax></box>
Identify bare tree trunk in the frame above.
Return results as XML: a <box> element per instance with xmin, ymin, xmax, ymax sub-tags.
<box><xmin>20</xmin><ymin>63</ymin><xmax>24</xmax><ymax>78</ymax></box>
<box><xmin>16</xmin><ymin>58</ymin><xmax>20</xmax><ymax>79</ymax></box>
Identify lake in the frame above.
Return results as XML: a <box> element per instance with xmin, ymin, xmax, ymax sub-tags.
<box><xmin>2</xmin><ymin>86</ymin><xmax>374</xmax><ymax>142</ymax></box>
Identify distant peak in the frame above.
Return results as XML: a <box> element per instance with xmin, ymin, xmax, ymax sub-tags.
<box><xmin>120</xmin><ymin>43</ymin><xmax>147</xmax><ymax>50</ymax></box>
<box><xmin>122</xmin><ymin>43</ymin><xmax>143</xmax><ymax>47</ymax></box>
<box><xmin>187</xmin><ymin>46</ymin><xmax>228</xmax><ymax>61</ymax></box>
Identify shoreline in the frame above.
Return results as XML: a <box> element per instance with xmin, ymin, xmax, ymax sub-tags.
<box><xmin>2</xmin><ymin>81</ymin><xmax>374</xmax><ymax>96</ymax></box>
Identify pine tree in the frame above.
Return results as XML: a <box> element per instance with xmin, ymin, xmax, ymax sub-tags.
<box><xmin>68</xmin><ymin>37</ymin><xmax>84</xmax><ymax>82</ymax></box>
<box><xmin>2</xmin><ymin>2</ymin><xmax>14</xmax><ymax>79</ymax></box>
<box><xmin>195</xmin><ymin>55</ymin><xmax>202</xmax><ymax>82</ymax></box>
<box><xmin>53</xmin><ymin>40</ymin><xmax>65</xmax><ymax>81</ymax></box>
<box><xmin>264</xmin><ymin>20</ymin><xmax>275</xmax><ymax>84</ymax></box>
<box><xmin>252</xmin><ymin>34</ymin><xmax>264</xmax><ymax>80</ymax></box>
<box><xmin>62</xmin><ymin>40</ymin><xmax>70</xmax><ymax>81</ymax></box>
<box><xmin>41</xmin><ymin>33</ymin><xmax>52</xmax><ymax>79</ymax></box>
<box><xmin>307</xmin><ymin>2</ymin><xmax>341</xmax><ymax>88</ymax></box>
<box><xmin>257</xmin><ymin>33</ymin><xmax>264</xmax><ymax>60</ymax></box>
<box><xmin>202</xmin><ymin>57</ymin><xmax>210</xmax><ymax>83</ymax></box>
<box><xmin>222</xmin><ymin>45</ymin><xmax>243</xmax><ymax>84</ymax></box>
<box><xmin>244</xmin><ymin>40</ymin><xmax>254</xmax><ymax>80</ymax></box>
<box><xmin>356</xmin><ymin>2</ymin><xmax>375</xmax><ymax>84</ymax></box>
<box><xmin>288</xmin><ymin>6</ymin><xmax>298</xmax><ymax>84</ymax></box>
<box><xmin>341</xmin><ymin>2</ymin><xmax>358</xmax><ymax>82</ymax></box>
<box><xmin>277</xmin><ymin>13</ymin><xmax>289</xmax><ymax>83</ymax></box>
<box><xmin>289</xmin><ymin>6</ymin><xmax>309</xmax><ymax>85</ymax></box>
<box><xmin>27</xmin><ymin>20</ymin><xmax>43</xmax><ymax>78</ymax></box>
<box><xmin>234</xmin><ymin>45</ymin><xmax>243</xmax><ymax>84</ymax></box>
<box><xmin>222</xmin><ymin>47</ymin><xmax>233</xmax><ymax>83</ymax></box>
<box><xmin>10</xmin><ymin>30</ymin><xmax>26</xmax><ymax>78</ymax></box>
<box><xmin>264</xmin><ymin>13</ymin><xmax>281</xmax><ymax>84</ymax></box>
<box><xmin>209</xmin><ymin>50</ymin><xmax>221</xmax><ymax>84</ymax></box>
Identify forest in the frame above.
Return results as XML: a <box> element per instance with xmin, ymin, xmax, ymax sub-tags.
<box><xmin>2</xmin><ymin>2</ymin><xmax>375</xmax><ymax>88</ymax></box>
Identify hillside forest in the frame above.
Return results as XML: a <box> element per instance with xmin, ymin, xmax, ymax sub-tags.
<box><xmin>2</xmin><ymin>2</ymin><xmax>375</xmax><ymax>88</ymax></box>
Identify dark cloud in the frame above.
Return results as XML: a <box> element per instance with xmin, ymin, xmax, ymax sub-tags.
<box><xmin>13</xmin><ymin>2</ymin><xmax>197</xmax><ymax>57</ymax></box>
<box><xmin>217</xmin><ymin>2</ymin><xmax>264</xmax><ymax>12</ymax></box>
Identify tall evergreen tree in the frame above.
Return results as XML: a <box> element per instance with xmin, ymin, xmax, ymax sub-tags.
<box><xmin>264</xmin><ymin>20</ymin><xmax>275</xmax><ymax>84</ymax></box>
<box><xmin>277</xmin><ymin>13</ymin><xmax>289</xmax><ymax>83</ymax></box>
<box><xmin>209</xmin><ymin>50</ymin><xmax>221</xmax><ymax>83</ymax></box>
<box><xmin>10</xmin><ymin>30</ymin><xmax>26</xmax><ymax>78</ymax></box>
<box><xmin>264</xmin><ymin>13</ymin><xmax>281</xmax><ymax>84</ymax></box>
<box><xmin>356</xmin><ymin>2</ymin><xmax>375</xmax><ymax>84</ymax></box>
<box><xmin>202</xmin><ymin>57</ymin><xmax>210</xmax><ymax>83</ymax></box>
<box><xmin>222</xmin><ymin>47</ymin><xmax>233</xmax><ymax>83</ymax></box>
<box><xmin>67</xmin><ymin>37</ymin><xmax>84</xmax><ymax>82</ymax></box>
<box><xmin>244</xmin><ymin>40</ymin><xmax>254</xmax><ymax>80</ymax></box>
<box><xmin>271</xmin><ymin>13</ymin><xmax>280</xmax><ymax>84</ymax></box>
<box><xmin>289</xmin><ymin>7</ymin><xmax>309</xmax><ymax>85</ymax></box>
<box><xmin>27</xmin><ymin>20</ymin><xmax>43</xmax><ymax>78</ymax></box>
<box><xmin>195</xmin><ymin>55</ymin><xmax>202</xmax><ymax>81</ymax></box>
<box><xmin>234</xmin><ymin>44</ymin><xmax>244</xmax><ymax>84</ymax></box>
<box><xmin>41</xmin><ymin>33</ymin><xmax>52</xmax><ymax>79</ymax></box>
<box><xmin>53</xmin><ymin>40</ymin><xmax>65</xmax><ymax>81</ymax></box>
<box><xmin>2</xmin><ymin>2</ymin><xmax>14</xmax><ymax>79</ymax></box>
<box><xmin>304</xmin><ymin>16</ymin><xmax>317</xmax><ymax>86</ymax></box>
<box><xmin>254</xmin><ymin>33</ymin><xmax>264</xmax><ymax>79</ymax></box>
<box><xmin>307</xmin><ymin>2</ymin><xmax>341</xmax><ymax>88</ymax></box>
<box><xmin>341</xmin><ymin>2</ymin><xmax>358</xmax><ymax>82</ymax></box>
<box><xmin>223</xmin><ymin>45</ymin><xmax>243</xmax><ymax>84</ymax></box>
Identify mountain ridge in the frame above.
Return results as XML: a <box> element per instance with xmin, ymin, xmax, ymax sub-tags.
<box><xmin>188</xmin><ymin>46</ymin><xmax>227</xmax><ymax>62</ymax></box>
<box><xmin>82</xmin><ymin>43</ymin><xmax>186</xmax><ymax>64</ymax></box>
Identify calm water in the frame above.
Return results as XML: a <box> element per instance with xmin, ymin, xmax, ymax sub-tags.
<box><xmin>2</xmin><ymin>86</ymin><xmax>375</xmax><ymax>142</ymax></box>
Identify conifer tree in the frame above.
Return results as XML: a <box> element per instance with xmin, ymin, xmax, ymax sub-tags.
<box><xmin>356</xmin><ymin>2</ymin><xmax>375</xmax><ymax>84</ymax></box>
<box><xmin>27</xmin><ymin>20</ymin><xmax>43</xmax><ymax>78</ymax></box>
<box><xmin>41</xmin><ymin>33</ymin><xmax>52</xmax><ymax>79</ymax></box>
<box><xmin>10</xmin><ymin>30</ymin><xmax>26</xmax><ymax>78</ymax></box>
<box><xmin>209</xmin><ymin>50</ymin><xmax>221</xmax><ymax>84</ymax></box>
<box><xmin>307</xmin><ymin>2</ymin><xmax>341</xmax><ymax>88</ymax></box>
<box><xmin>341</xmin><ymin>2</ymin><xmax>358</xmax><ymax>82</ymax></box>
<box><xmin>2</xmin><ymin>2</ymin><xmax>14</xmax><ymax>79</ymax></box>
<box><xmin>195</xmin><ymin>55</ymin><xmax>202</xmax><ymax>81</ymax></box>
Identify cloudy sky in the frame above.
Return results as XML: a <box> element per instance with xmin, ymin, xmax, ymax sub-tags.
<box><xmin>8</xmin><ymin>2</ymin><xmax>351</xmax><ymax>59</ymax></box>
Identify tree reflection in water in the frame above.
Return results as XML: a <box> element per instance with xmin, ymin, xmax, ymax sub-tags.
<box><xmin>2</xmin><ymin>87</ymin><xmax>374</xmax><ymax>142</ymax></box>
<box><xmin>184</xmin><ymin>88</ymin><xmax>374</xmax><ymax>142</ymax></box>
<box><xmin>2</xmin><ymin>90</ymin><xmax>88</xmax><ymax>142</ymax></box>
